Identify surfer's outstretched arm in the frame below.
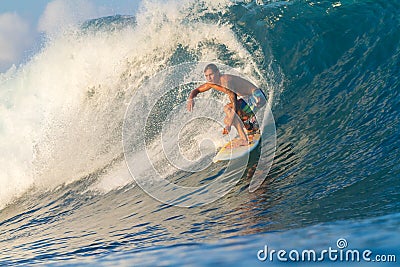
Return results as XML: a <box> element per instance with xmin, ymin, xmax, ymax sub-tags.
<box><xmin>187</xmin><ymin>83</ymin><xmax>237</xmax><ymax>112</ymax></box>
<box><xmin>187</xmin><ymin>83</ymin><xmax>210</xmax><ymax>111</ymax></box>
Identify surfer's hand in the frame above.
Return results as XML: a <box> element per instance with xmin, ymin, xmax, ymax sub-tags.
<box><xmin>222</xmin><ymin>125</ymin><xmax>231</xmax><ymax>135</ymax></box>
<box><xmin>187</xmin><ymin>99</ymin><xmax>194</xmax><ymax>111</ymax></box>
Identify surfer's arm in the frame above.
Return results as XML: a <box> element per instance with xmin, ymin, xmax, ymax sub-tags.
<box><xmin>187</xmin><ymin>86</ymin><xmax>207</xmax><ymax>111</ymax></box>
<box><xmin>187</xmin><ymin>83</ymin><xmax>217</xmax><ymax>111</ymax></box>
<box><xmin>218</xmin><ymin>83</ymin><xmax>238</xmax><ymax>127</ymax></box>
<box><xmin>187</xmin><ymin>83</ymin><xmax>237</xmax><ymax>113</ymax></box>
<box><xmin>204</xmin><ymin>82</ymin><xmax>238</xmax><ymax>111</ymax></box>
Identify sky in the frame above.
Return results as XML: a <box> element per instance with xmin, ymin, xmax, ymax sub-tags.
<box><xmin>0</xmin><ymin>0</ymin><xmax>141</xmax><ymax>72</ymax></box>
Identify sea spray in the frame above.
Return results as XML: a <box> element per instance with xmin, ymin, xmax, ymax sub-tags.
<box><xmin>0</xmin><ymin>0</ymin><xmax>273</xmax><ymax>209</ymax></box>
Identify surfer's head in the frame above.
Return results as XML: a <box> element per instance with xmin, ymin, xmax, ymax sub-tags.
<box><xmin>204</xmin><ymin>63</ymin><xmax>220</xmax><ymax>83</ymax></box>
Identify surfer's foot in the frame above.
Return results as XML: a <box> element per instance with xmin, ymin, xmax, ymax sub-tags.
<box><xmin>227</xmin><ymin>139</ymin><xmax>249</xmax><ymax>148</ymax></box>
<box><xmin>248</xmin><ymin>134</ymin><xmax>254</xmax><ymax>142</ymax></box>
<box><xmin>247</xmin><ymin>128</ymin><xmax>260</xmax><ymax>135</ymax></box>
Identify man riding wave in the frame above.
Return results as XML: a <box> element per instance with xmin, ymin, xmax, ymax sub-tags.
<box><xmin>187</xmin><ymin>63</ymin><xmax>266</xmax><ymax>147</ymax></box>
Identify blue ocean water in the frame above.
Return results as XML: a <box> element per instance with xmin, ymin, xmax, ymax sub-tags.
<box><xmin>0</xmin><ymin>0</ymin><xmax>399</xmax><ymax>266</ymax></box>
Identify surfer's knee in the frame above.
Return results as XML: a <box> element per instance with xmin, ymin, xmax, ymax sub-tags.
<box><xmin>259</xmin><ymin>96</ymin><xmax>266</xmax><ymax>106</ymax></box>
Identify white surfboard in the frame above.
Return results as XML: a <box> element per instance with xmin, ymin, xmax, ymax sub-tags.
<box><xmin>213</xmin><ymin>133</ymin><xmax>261</xmax><ymax>163</ymax></box>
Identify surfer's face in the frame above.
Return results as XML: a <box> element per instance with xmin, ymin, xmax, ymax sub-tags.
<box><xmin>204</xmin><ymin>69</ymin><xmax>219</xmax><ymax>83</ymax></box>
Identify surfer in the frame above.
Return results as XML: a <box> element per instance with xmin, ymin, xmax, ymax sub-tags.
<box><xmin>187</xmin><ymin>63</ymin><xmax>266</xmax><ymax>147</ymax></box>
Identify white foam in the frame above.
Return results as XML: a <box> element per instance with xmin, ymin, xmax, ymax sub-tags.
<box><xmin>0</xmin><ymin>0</ymin><xmax>273</xmax><ymax>209</ymax></box>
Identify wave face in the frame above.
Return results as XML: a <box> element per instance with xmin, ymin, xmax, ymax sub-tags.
<box><xmin>1</xmin><ymin>0</ymin><xmax>399</xmax><ymax>265</ymax></box>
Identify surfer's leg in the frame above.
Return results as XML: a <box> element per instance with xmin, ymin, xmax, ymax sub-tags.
<box><xmin>222</xmin><ymin>100</ymin><xmax>248</xmax><ymax>142</ymax></box>
<box><xmin>224</xmin><ymin>102</ymin><xmax>248</xmax><ymax>146</ymax></box>
<box><xmin>223</xmin><ymin>105</ymin><xmax>232</xmax><ymax>127</ymax></box>
<box><xmin>232</xmin><ymin>117</ymin><xmax>248</xmax><ymax>143</ymax></box>
<box><xmin>252</xmin><ymin>89</ymin><xmax>267</xmax><ymax>108</ymax></box>
<box><xmin>223</xmin><ymin>104</ymin><xmax>234</xmax><ymax>134</ymax></box>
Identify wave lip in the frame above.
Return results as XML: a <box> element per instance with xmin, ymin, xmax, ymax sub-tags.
<box><xmin>0</xmin><ymin>0</ymin><xmax>278</xmax><ymax>210</ymax></box>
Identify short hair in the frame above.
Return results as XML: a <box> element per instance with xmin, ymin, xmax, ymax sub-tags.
<box><xmin>204</xmin><ymin>63</ymin><xmax>219</xmax><ymax>73</ymax></box>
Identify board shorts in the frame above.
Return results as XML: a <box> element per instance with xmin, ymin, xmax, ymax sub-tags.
<box><xmin>237</xmin><ymin>89</ymin><xmax>266</xmax><ymax>133</ymax></box>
